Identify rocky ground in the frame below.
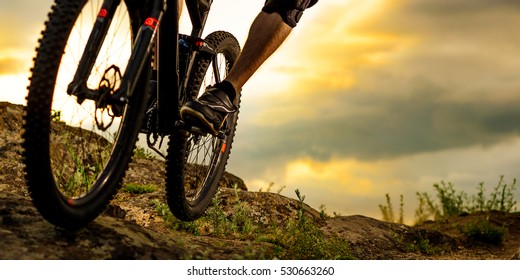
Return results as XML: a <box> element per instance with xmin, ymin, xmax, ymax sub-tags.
<box><xmin>1</xmin><ymin>102</ymin><xmax>520</xmax><ymax>260</ymax></box>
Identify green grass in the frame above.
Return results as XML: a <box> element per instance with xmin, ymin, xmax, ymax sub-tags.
<box><xmin>153</xmin><ymin>199</ymin><xmax>200</xmax><ymax>234</ymax></box>
<box><xmin>269</xmin><ymin>190</ymin><xmax>353</xmax><ymax>259</ymax></box>
<box><xmin>133</xmin><ymin>146</ymin><xmax>155</xmax><ymax>159</ymax></box>
<box><xmin>153</xmin><ymin>187</ymin><xmax>354</xmax><ymax>259</ymax></box>
<box><xmin>122</xmin><ymin>183</ymin><xmax>157</xmax><ymax>194</ymax></box>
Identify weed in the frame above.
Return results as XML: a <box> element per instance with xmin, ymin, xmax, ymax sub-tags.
<box><xmin>273</xmin><ymin>219</ymin><xmax>354</xmax><ymax>259</ymax></box>
<box><xmin>294</xmin><ymin>189</ymin><xmax>308</xmax><ymax>224</ymax></box>
<box><xmin>379</xmin><ymin>194</ymin><xmax>404</xmax><ymax>224</ymax></box>
<box><xmin>415</xmin><ymin>192</ymin><xmax>439</xmax><ymax>224</ymax></box>
<box><xmin>153</xmin><ymin>199</ymin><xmax>200</xmax><ymax>234</ymax></box>
<box><xmin>259</xmin><ymin>182</ymin><xmax>274</xmax><ymax>193</ymax></box>
<box><xmin>268</xmin><ymin>190</ymin><xmax>354</xmax><ymax>259</ymax></box>
<box><xmin>153</xmin><ymin>187</ymin><xmax>354</xmax><ymax>259</ymax></box>
<box><xmin>319</xmin><ymin>204</ymin><xmax>330</xmax><ymax>219</ymax></box>
<box><xmin>51</xmin><ymin>110</ymin><xmax>62</xmax><ymax>122</ymax></box>
<box><xmin>259</xmin><ymin>182</ymin><xmax>286</xmax><ymax>194</ymax></box>
<box><xmin>133</xmin><ymin>146</ymin><xmax>155</xmax><ymax>159</ymax></box>
<box><xmin>277</xmin><ymin>185</ymin><xmax>286</xmax><ymax>194</ymax></box>
<box><xmin>230</xmin><ymin>203</ymin><xmax>256</xmax><ymax>236</ymax></box>
<box><xmin>460</xmin><ymin>219</ymin><xmax>505</xmax><ymax>245</ymax></box>
<box><xmin>434</xmin><ymin>181</ymin><xmax>466</xmax><ymax>217</ymax></box>
<box><xmin>205</xmin><ymin>190</ymin><xmax>230</xmax><ymax>236</ymax></box>
<box><xmin>411</xmin><ymin>176</ymin><xmax>518</xmax><ymax>224</ymax></box>
<box><xmin>58</xmin><ymin>140</ymin><xmax>104</xmax><ymax>197</ymax></box>
<box><xmin>405</xmin><ymin>231</ymin><xmax>440</xmax><ymax>255</ymax></box>
<box><xmin>484</xmin><ymin>176</ymin><xmax>517</xmax><ymax>213</ymax></box>
<box><xmin>165</xmin><ymin>188</ymin><xmax>354</xmax><ymax>259</ymax></box>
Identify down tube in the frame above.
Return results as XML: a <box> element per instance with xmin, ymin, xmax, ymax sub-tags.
<box><xmin>157</xmin><ymin>0</ymin><xmax>180</xmax><ymax>135</ymax></box>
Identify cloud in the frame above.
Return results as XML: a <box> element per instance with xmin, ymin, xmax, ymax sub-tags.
<box><xmin>235</xmin><ymin>0</ymin><xmax>520</xmax><ymax>162</ymax></box>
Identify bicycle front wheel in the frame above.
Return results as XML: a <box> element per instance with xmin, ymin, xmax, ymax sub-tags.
<box><xmin>166</xmin><ymin>31</ymin><xmax>241</xmax><ymax>221</ymax></box>
<box><xmin>23</xmin><ymin>0</ymin><xmax>150</xmax><ymax>229</ymax></box>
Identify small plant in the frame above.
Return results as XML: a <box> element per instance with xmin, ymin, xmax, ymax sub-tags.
<box><xmin>259</xmin><ymin>182</ymin><xmax>274</xmax><ymax>193</ymax></box>
<box><xmin>412</xmin><ymin>176</ymin><xmax>518</xmax><ymax>224</ymax></box>
<box><xmin>122</xmin><ymin>183</ymin><xmax>157</xmax><ymax>194</ymax></box>
<box><xmin>133</xmin><ymin>146</ymin><xmax>155</xmax><ymax>159</ymax></box>
<box><xmin>153</xmin><ymin>199</ymin><xmax>200</xmax><ymax>234</ymax></box>
<box><xmin>269</xmin><ymin>190</ymin><xmax>354</xmax><ymax>259</ymax></box>
<box><xmin>51</xmin><ymin>110</ymin><xmax>62</xmax><ymax>122</ymax></box>
<box><xmin>152</xmin><ymin>187</ymin><xmax>354</xmax><ymax>259</ymax></box>
<box><xmin>434</xmin><ymin>181</ymin><xmax>467</xmax><ymax>217</ymax></box>
<box><xmin>414</xmin><ymin>192</ymin><xmax>439</xmax><ymax>224</ymax></box>
<box><xmin>205</xmin><ymin>190</ymin><xmax>230</xmax><ymax>236</ymax></box>
<box><xmin>319</xmin><ymin>204</ymin><xmax>330</xmax><ymax>219</ymax></box>
<box><xmin>379</xmin><ymin>193</ymin><xmax>404</xmax><ymax>224</ymax></box>
<box><xmin>258</xmin><ymin>182</ymin><xmax>286</xmax><ymax>194</ymax></box>
<box><xmin>483</xmin><ymin>176</ymin><xmax>517</xmax><ymax>213</ymax></box>
<box><xmin>460</xmin><ymin>220</ymin><xmax>505</xmax><ymax>245</ymax></box>
<box><xmin>230</xmin><ymin>203</ymin><xmax>255</xmax><ymax>236</ymax></box>
<box><xmin>57</xmin><ymin>141</ymin><xmax>103</xmax><ymax>197</ymax></box>
<box><xmin>404</xmin><ymin>231</ymin><xmax>440</xmax><ymax>255</ymax></box>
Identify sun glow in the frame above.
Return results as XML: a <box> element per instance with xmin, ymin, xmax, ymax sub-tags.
<box><xmin>285</xmin><ymin>157</ymin><xmax>378</xmax><ymax>195</ymax></box>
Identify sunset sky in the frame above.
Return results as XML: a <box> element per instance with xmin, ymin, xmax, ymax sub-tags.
<box><xmin>1</xmin><ymin>0</ymin><xmax>520</xmax><ymax>223</ymax></box>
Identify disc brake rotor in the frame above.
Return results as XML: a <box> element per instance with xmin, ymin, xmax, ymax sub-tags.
<box><xmin>95</xmin><ymin>65</ymin><xmax>122</xmax><ymax>131</ymax></box>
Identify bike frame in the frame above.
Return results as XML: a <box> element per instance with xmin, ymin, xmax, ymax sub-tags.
<box><xmin>67</xmin><ymin>0</ymin><xmax>214</xmax><ymax>134</ymax></box>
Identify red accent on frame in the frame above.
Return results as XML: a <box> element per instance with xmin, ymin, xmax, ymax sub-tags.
<box><xmin>98</xmin><ymin>8</ymin><xmax>108</xmax><ymax>18</ymax></box>
<box><xmin>144</xmin><ymin>17</ymin><xmax>159</xmax><ymax>30</ymax></box>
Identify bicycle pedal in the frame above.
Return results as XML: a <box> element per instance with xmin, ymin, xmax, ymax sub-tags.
<box><xmin>176</xmin><ymin>119</ymin><xmax>208</xmax><ymax>135</ymax></box>
<box><xmin>176</xmin><ymin>119</ymin><xmax>226</xmax><ymax>139</ymax></box>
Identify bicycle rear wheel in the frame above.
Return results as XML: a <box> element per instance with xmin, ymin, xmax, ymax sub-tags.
<box><xmin>166</xmin><ymin>31</ymin><xmax>241</xmax><ymax>221</ymax></box>
<box><xmin>23</xmin><ymin>0</ymin><xmax>150</xmax><ymax>229</ymax></box>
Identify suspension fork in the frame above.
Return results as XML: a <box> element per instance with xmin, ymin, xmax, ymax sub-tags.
<box><xmin>67</xmin><ymin>0</ymin><xmax>122</xmax><ymax>104</ymax></box>
<box><xmin>67</xmin><ymin>0</ymin><xmax>167</xmax><ymax>113</ymax></box>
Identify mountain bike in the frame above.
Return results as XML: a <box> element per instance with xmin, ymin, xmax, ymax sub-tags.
<box><xmin>23</xmin><ymin>0</ymin><xmax>241</xmax><ymax>230</ymax></box>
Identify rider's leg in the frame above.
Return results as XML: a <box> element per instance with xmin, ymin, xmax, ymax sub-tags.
<box><xmin>180</xmin><ymin>1</ymin><xmax>319</xmax><ymax>134</ymax></box>
<box><xmin>179</xmin><ymin>12</ymin><xmax>292</xmax><ymax>134</ymax></box>
<box><xmin>224</xmin><ymin>11</ymin><xmax>292</xmax><ymax>97</ymax></box>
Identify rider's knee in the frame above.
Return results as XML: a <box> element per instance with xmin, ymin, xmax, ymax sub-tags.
<box><xmin>262</xmin><ymin>0</ymin><xmax>319</xmax><ymax>28</ymax></box>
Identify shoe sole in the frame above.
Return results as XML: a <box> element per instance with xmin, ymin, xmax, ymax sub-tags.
<box><xmin>180</xmin><ymin>106</ymin><xmax>220</xmax><ymax>136</ymax></box>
